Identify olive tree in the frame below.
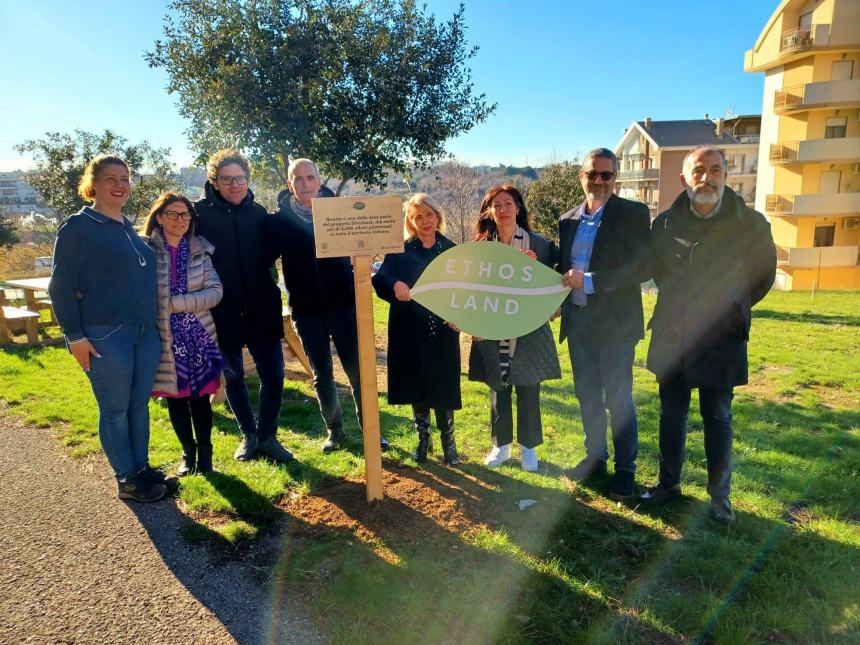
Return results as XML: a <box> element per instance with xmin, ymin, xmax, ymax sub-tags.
<box><xmin>146</xmin><ymin>0</ymin><xmax>495</xmax><ymax>192</ymax></box>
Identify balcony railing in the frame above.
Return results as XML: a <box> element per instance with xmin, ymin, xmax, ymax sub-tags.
<box><xmin>772</xmin><ymin>138</ymin><xmax>860</xmax><ymax>164</ymax></box>
<box><xmin>775</xmin><ymin>80</ymin><xmax>860</xmax><ymax>113</ymax></box>
<box><xmin>766</xmin><ymin>192</ymin><xmax>860</xmax><ymax>217</ymax></box>
<box><xmin>780</xmin><ymin>25</ymin><xmax>817</xmax><ymax>53</ymax></box>
<box><xmin>767</xmin><ymin>195</ymin><xmax>795</xmax><ymax>214</ymax></box>
<box><xmin>774</xmin><ymin>84</ymin><xmax>805</xmax><ymax>110</ymax></box>
<box><xmin>617</xmin><ymin>168</ymin><xmax>660</xmax><ymax>182</ymax></box>
<box><xmin>735</xmin><ymin>134</ymin><xmax>760</xmax><ymax>144</ymax></box>
<box><xmin>745</xmin><ymin>24</ymin><xmax>830</xmax><ymax>72</ymax></box>
<box><xmin>770</xmin><ymin>142</ymin><xmax>799</xmax><ymax>162</ymax></box>
<box><xmin>778</xmin><ymin>245</ymin><xmax>860</xmax><ymax>269</ymax></box>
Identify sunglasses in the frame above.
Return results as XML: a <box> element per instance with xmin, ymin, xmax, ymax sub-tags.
<box><xmin>162</xmin><ymin>210</ymin><xmax>193</xmax><ymax>221</ymax></box>
<box><xmin>217</xmin><ymin>175</ymin><xmax>248</xmax><ymax>185</ymax></box>
<box><xmin>583</xmin><ymin>171</ymin><xmax>616</xmax><ymax>181</ymax></box>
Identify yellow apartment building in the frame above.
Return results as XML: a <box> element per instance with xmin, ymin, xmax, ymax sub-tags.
<box><xmin>746</xmin><ymin>0</ymin><xmax>860</xmax><ymax>290</ymax></box>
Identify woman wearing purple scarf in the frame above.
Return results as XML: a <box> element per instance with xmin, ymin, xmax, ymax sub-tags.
<box><xmin>144</xmin><ymin>193</ymin><xmax>224</xmax><ymax>476</ymax></box>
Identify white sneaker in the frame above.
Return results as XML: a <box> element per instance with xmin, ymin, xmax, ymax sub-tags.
<box><xmin>483</xmin><ymin>443</ymin><xmax>512</xmax><ymax>467</ymax></box>
<box><xmin>520</xmin><ymin>445</ymin><xmax>538</xmax><ymax>472</ymax></box>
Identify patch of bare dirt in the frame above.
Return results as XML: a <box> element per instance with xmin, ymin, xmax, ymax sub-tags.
<box><xmin>281</xmin><ymin>464</ymin><xmax>500</xmax><ymax>559</ymax></box>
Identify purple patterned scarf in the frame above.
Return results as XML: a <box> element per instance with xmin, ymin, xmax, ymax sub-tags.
<box><xmin>170</xmin><ymin>238</ymin><xmax>223</xmax><ymax>395</ymax></box>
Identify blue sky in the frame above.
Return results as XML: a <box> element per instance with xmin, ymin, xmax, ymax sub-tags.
<box><xmin>1</xmin><ymin>0</ymin><xmax>777</xmax><ymax>172</ymax></box>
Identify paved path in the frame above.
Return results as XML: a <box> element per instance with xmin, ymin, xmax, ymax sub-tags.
<box><xmin>0</xmin><ymin>417</ymin><xmax>323</xmax><ymax>644</ymax></box>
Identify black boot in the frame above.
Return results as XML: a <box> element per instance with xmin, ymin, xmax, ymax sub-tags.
<box><xmin>438</xmin><ymin>409</ymin><xmax>460</xmax><ymax>466</ymax></box>
<box><xmin>322</xmin><ymin>427</ymin><xmax>345</xmax><ymax>453</ymax></box>
<box><xmin>177</xmin><ymin>443</ymin><xmax>196</xmax><ymax>477</ymax></box>
<box><xmin>197</xmin><ymin>443</ymin><xmax>213</xmax><ymax>474</ymax></box>
<box><xmin>412</xmin><ymin>407</ymin><xmax>432</xmax><ymax>462</ymax></box>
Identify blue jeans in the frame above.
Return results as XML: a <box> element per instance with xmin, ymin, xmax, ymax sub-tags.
<box><xmin>568</xmin><ymin>336</ymin><xmax>639</xmax><ymax>473</ymax></box>
<box><xmin>221</xmin><ymin>339</ymin><xmax>284</xmax><ymax>440</ymax></box>
<box><xmin>84</xmin><ymin>323</ymin><xmax>161</xmax><ymax>480</ymax></box>
<box><xmin>292</xmin><ymin>308</ymin><xmax>362</xmax><ymax>433</ymax></box>
<box><xmin>658</xmin><ymin>376</ymin><xmax>734</xmax><ymax>500</ymax></box>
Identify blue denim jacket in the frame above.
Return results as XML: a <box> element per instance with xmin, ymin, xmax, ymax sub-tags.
<box><xmin>48</xmin><ymin>206</ymin><xmax>157</xmax><ymax>342</ymax></box>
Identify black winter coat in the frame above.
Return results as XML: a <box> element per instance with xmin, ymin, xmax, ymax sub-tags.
<box><xmin>647</xmin><ymin>188</ymin><xmax>776</xmax><ymax>388</ymax></box>
<box><xmin>265</xmin><ymin>187</ymin><xmax>356</xmax><ymax>315</ymax></box>
<box><xmin>468</xmin><ymin>232</ymin><xmax>562</xmax><ymax>390</ymax></box>
<box><xmin>557</xmin><ymin>194</ymin><xmax>651</xmax><ymax>344</ymax></box>
<box><xmin>372</xmin><ymin>234</ymin><xmax>462</xmax><ymax>410</ymax></box>
<box><xmin>194</xmin><ymin>183</ymin><xmax>283</xmax><ymax>349</ymax></box>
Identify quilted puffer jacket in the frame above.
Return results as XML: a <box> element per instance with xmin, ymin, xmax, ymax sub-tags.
<box><xmin>145</xmin><ymin>230</ymin><xmax>223</xmax><ymax>395</ymax></box>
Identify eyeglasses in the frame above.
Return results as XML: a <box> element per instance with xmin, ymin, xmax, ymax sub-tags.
<box><xmin>584</xmin><ymin>171</ymin><xmax>616</xmax><ymax>181</ymax></box>
<box><xmin>217</xmin><ymin>175</ymin><xmax>248</xmax><ymax>185</ymax></box>
<box><xmin>163</xmin><ymin>210</ymin><xmax>193</xmax><ymax>221</ymax></box>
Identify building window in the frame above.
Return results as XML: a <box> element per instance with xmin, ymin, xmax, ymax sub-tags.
<box><xmin>824</xmin><ymin>116</ymin><xmax>847</xmax><ymax>139</ymax></box>
<box><xmin>813</xmin><ymin>225</ymin><xmax>835</xmax><ymax>248</ymax></box>
<box><xmin>831</xmin><ymin>60</ymin><xmax>853</xmax><ymax>81</ymax></box>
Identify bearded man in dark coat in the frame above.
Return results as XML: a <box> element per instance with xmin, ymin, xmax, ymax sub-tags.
<box><xmin>640</xmin><ymin>146</ymin><xmax>776</xmax><ymax>524</ymax></box>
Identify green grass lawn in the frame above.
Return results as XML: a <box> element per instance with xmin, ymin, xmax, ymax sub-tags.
<box><xmin>1</xmin><ymin>290</ymin><xmax>858</xmax><ymax>643</ymax></box>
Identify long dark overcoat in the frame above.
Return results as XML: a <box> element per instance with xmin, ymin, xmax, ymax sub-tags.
<box><xmin>373</xmin><ymin>233</ymin><xmax>462</xmax><ymax>409</ymax></box>
<box><xmin>647</xmin><ymin>187</ymin><xmax>776</xmax><ymax>388</ymax></box>
<box><xmin>468</xmin><ymin>231</ymin><xmax>561</xmax><ymax>390</ymax></box>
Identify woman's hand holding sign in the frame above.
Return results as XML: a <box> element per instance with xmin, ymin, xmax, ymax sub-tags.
<box><xmin>393</xmin><ymin>280</ymin><xmax>411</xmax><ymax>301</ymax></box>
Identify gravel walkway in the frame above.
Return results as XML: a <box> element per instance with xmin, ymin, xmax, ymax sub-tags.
<box><xmin>0</xmin><ymin>416</ymin><xmax>323</xmax><ymax>644</ymax></box>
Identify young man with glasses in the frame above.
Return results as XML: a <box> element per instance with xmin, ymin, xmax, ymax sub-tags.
<box><xmin>558</xmin><ymin>148</ymin><xmax>651</xmax><ymax>501</ymax></box>
<box><xmin>194</xmin><ymin>149</ymin><xmax>294</xmax><ymax>464</ymax></box>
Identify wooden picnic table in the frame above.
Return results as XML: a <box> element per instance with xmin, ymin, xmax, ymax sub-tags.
<box><xmin>2</xmin><ymin>278</ymin><xmax>52</xmax><ymax>319</ymax></box>
<box><xmin>0</xmin><ymin>278</ymin><xmax>53</xmax><ymax>344</ymax></box>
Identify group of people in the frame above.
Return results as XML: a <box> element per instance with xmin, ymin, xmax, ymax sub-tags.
<box><xmin>48</xmin><ymin>144</ymin><xmax>776</xmax><ymax>524</ymax></box>
<box><xmin>48</xmin><ymin>149</ymin><xmax>372</xmax><ymax>502</ymax></box>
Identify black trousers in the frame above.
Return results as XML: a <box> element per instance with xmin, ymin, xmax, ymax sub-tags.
<box><xmin>489</xmin><ymin>384</ymin><xmax>542</xmax><ymax>449</ymax></box>
<box><xmin>166</xmin><ymin>395</ymin><xmax>213</xmax><ymax>447</ymax></box>
<box><xmin>658</xmin><ymin>375</ymin><xmax>734</xmax><ymax>500</ymax></box>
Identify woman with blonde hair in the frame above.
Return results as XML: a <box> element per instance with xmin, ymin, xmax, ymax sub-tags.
<box><xmin>49</xmin><ymin>155</ymin><xmax>174</xmax><ymax>502</ymax></box>
<box><xmin>143</xmin><ymin>192</ymin><xmax>223</xmax><ymax>476</ymax></box>
<box><xmin>373</xmin><ymin>193</ymin><xmax>462</xmax><ymax>465</ymax></box>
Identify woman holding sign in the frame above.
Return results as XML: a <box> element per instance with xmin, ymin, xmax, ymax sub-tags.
<box><xmin>373</xmin><ymin>193</ymin><xmax>462</xmax><ymax>465</ymax></box>
<box><xmin>469</xmin><ymin>185</ymin><xmax>560</xmax><ymax>471</ymax></box>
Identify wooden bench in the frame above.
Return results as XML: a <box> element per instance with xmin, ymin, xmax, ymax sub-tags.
<box><xmin>0</xmin><ymin>290</ymin><xmax>40</xmax><ymax>344</ymax></box>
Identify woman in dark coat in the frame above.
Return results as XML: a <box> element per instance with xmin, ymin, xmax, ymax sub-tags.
<box><xmin>373</xmin><ymin>193</ymin><xmax>461</xmax><ymax>465</ymax></box>
<box><xmin>468</xmin><ymin>185</ymin><xmax>560</xmax><ymax>472</ymax></box>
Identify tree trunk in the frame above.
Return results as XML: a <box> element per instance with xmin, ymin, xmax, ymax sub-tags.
<box><xmin>335</xmin><ymin>178</ymin><xmax>349</xmax><ymax>196</ymax></box>
<box><xmin>279</xmin><ymin>151</ymin><xmax>291</xmax><ymax>186</ymax></box>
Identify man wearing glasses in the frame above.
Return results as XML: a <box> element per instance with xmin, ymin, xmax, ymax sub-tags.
<box><xmin>559</xmin><ymin>148</ymin><xmax>651</xmax><ymax>501</ymax></box>
<box><xmin>194</xmin><ymin>149</ymin><xmax>294</xmax><ymax>464</ymax></box>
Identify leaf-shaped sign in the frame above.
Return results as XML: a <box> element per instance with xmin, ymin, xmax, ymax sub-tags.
<box><xmin>410</xmin><ymin>241</ymin><xmax>570</xmax><ymax>340</ymax></box>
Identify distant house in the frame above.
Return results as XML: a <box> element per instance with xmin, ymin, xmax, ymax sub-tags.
<box><xmin>613</xmin><ymin>116</ymin><xmax>761</xmax><ymax>218</ymax></box>
<box><xmin>0</xmin><ymin>171</ymin><xmax>42</xmax><ymax>214</ymax></box>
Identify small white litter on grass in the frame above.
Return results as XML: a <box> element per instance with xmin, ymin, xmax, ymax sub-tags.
<box><xmin>517</xmin><ymin>499</ymin><xmax>537</xmax><ymax>510</ymax></box>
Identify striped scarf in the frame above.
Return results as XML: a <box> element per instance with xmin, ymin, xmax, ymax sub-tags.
<box><xmin>492</xmin><ymin>225</ymin><xmax>530</xmax><ymax>383</ymax></box>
